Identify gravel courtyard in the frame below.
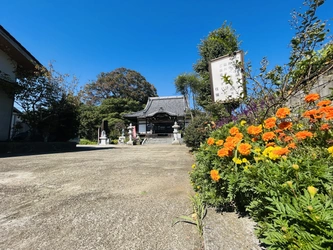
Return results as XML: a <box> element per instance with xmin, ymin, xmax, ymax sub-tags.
<box><xmin>0</xmin><ymin>144</ymin><xmax>202</xmax><ymax>250</ymax></box>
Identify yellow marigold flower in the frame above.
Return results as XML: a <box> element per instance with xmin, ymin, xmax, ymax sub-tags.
<box><xmin>269</xmin><ymin>151</ymin><xmax>280</xmax><ymax>160</ymax></box>
<box><xmin>305</xmin><ymin>93</ymin><xmax>320</xmax><ymax>103</ymax></box>
<box><xmin>210</xmin><ymin>169</ymin><xmax>220</xmax><ymax>182</ymax></box>
<box><xmin>191</xmin><ymin>164</ymin><xmax>196</xmax><ymax>169</ymax></box>
<box><xmin>263</xmin><ymin>146</ymin><xmax>274</xmax><ymax>157</ymax></box>
<box><xmin>292</xmin><ymin>164</ymin><xmax>299</xmax><ymax>170</ymax></box>
<box><xmin>232</xmin><ymin>157</ymin><xmax>242</xmax><ymax>164</ymax></box>
<box><xmin>207</xmin><ymin>137</ymin><xmax>215</xmax><ymax>145</ymax></box>
<box><xmin>254</xmin><ymin>156</ymin><xmax>264</xmax><ymax>162</ymax></box>
<box><xmin>242</xmin><ymin>158</ymin><xmax>248</xmax><ymax>163</ymax></box>
<box><xmin>327</xmin><ymin>146</ymin><xmax>333</xmax><ymax>156</ymax></box>
<box><xmin>308</xmin><ymin>186</ymin><xmax>318</xmax><ymax>199</ymax></box>
<box><xmin>215</xmin><ymin>139</ymin><xmax>224</xmax><ymax>146</ymax></box>
<box><xmin>240</xmin><ymin>120</ymin><xmax>247</xmax><ymax>126</ymax></box>
<box><xmin>286</xmin><ymin>181</ymin><xmax>293</xmax><ymax>188</ymax></box>
<box><xmin>254</xmin><ymin>148</ymin><xmax>261</xmax><ymax>153</ymax></box>
<box><xmin>247</xmin><ymin>125</ymin><xmax>262</xmax><ymax>136</ymax></box>
<box><xmin>229</xmin><ymin>127</ymin><xmax>239</xmax><ymax>136</ymax></box>
<box><xmin>276</xmin><ymin>107</ymin><xmax>290</xmax><ymax>119</ymax></box>
<box><xmin>238</xmin><ymin>143</ymin><xmax>252</xmax><ymax>156</ymax></box>
<box><xmin>262</xmin><ymin>132</ymin><xmax>276</xmax><ymax>142</ymax></box>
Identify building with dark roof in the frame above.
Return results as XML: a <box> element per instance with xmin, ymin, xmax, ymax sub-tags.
<box><xmin>0</xmin><ymin>25</ymin><xmax>41</xmax><ymax>141</ymax></box>
<box><xmin>124</xmin><ymin>96</ymin><xmax>191</xmax><ymax>135</ymax></box>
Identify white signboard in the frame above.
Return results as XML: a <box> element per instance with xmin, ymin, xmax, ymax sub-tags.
<box><xmin>210</xmin><ymin>50</ymin><xmax>245</xmax><ymax>103</ymax></box>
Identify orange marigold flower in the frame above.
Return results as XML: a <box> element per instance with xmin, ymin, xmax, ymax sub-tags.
<box><xmin>251</xmin><ymin>137</ymin><xmax>258</xmax><ymax>142</ymax></box>
<box><xmin>224</xmin><ymin>141</ymin><xmax>236</xmax><ymax>151</ymax></box>
<box><xmin>210</xmin><ymin>170</ymin><xmax>220</xmax><ymax>182</ymax></box>
<box><xmin>217</xmin><ymin>148</ymin><xmax>230</xmax><ymax>157</ymax></box>
<box><xmin>276</xmin><ymin>107</ymin><xmax>290</xmax><ymax>119</ymax></box>
<box><xmin>279</xmin><ymin>121</ymin><xmax>293</xmax><ymax>130</ymax></box>
<box><xmin>325</xmin><ymin>111</ymin><xmax>333</xmax><ymax>120</ymax></box>
<box><xmin>262</xmin><ymin>132</ymin><xmax>276</xmax><ymax>141</ymax></box>
<box><xmin>238</xmin><ymin>143</ymin><xmax>252</xmax><ymax>156</ymax></box>
<box><xmin>234</xmin><ymin>132</ymin><xmax>244</xmax><ymax>140</ymax></box>
<box><xmin>264</xmin><ymin>117</ymin><xmax>277</xmax><ymax>129</ymax></box>
<box><xmin>272</xmin><ymin>147</ymin><xmax>290</xmax><ymax>156</ymax></box>
<box><xmin>295</xmin><ymin>131</ymin><xmax>313</xmax><ymax>140</ymax></box>
<box><xmin>318</xmin><ymin>106</ymin><xmax>333</xmax><ymax>115</ymax></box>
<box><xmin>287</xmin><ymin>142</ymin><xmax>297</xmax><ymax>149</ymax></box>
<box><xmin>303</xmin><ymin>109</ymin><xmax>323</xmax><ymax>121</ymax></box>
<box><xmin>207</xmin><ymin>137</ymin><xmax>215</xmax><ymax>145</ymax></box>
<box><xmin>247</xmin><ymin>125</ymin><xmax>262</xmax><ymax>136</ymax></box>
<box><xmin>215</xmin><ymin>140</ymin><xmax>224</xmax><ymax>146</ymax></box>
<box><xmin>317</xmin><ymin>100</ymin><xmax>331</xmax><ymax>107</ymax></box>
<box><xmin>320</xmin><ymin>123</ymin><xmax>330</xmax><ymax>131</ymax></box>
<box><xmin>229</xmin><ymin>127</ymin><xmax>239</xmax><ymax>136</ymax></box>
<box><xmin>305</xmin><ymin>93</ymin><xmax>320</xmax><ymax>103</ymax></box>
<box><xmin>266</xmin><ymin>142</ymin><xmax>276</xmax><ymax>147</ymax></box>
<box><xmin>283</xmin><ymin>136</ymin><xmax>293</xmax><ymax>142</ymax></box>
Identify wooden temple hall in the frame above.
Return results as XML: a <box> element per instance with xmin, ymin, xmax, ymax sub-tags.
<box><xmin>123</xmin><ymin>96</ymin><xmax>190</xmax><ymax>136</ymax></box>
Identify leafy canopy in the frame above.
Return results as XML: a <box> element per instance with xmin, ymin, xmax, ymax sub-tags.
<box><xmin>82</xmin><ymin>67</ymin><xmax>157</xmax><ymax>106</ymax></box>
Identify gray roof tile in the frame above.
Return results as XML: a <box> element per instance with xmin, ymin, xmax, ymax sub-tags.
<box><xmin>124</xmin><ymin>96</ymin><xmax>187</xmax><ymax>118</ymax></box>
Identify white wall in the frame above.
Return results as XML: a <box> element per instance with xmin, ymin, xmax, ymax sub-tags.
<box><xmin>0</xmin><ymin>48</ymin><xmax>17</xmax><ymax>141</ymax></box>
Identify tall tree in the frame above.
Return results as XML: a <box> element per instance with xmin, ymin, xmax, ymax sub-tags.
<box><xmin>193</xmin><ymin>23</ymin><xmax>240</xmax><ymax>110</ymax></box>
<box><xmin>174</xmin><ymin>73</ymin><xmax>201</xmax><ymax>120</ymax></box>
<box><xmin>82</xmin><ymin>67</ymin><xmax>158</xmax><ymax>106</ymax></box>
<box><xmin>15</xmin><ymin>63</ymin><xmax>80</xmax><ymax>141</ymax></box>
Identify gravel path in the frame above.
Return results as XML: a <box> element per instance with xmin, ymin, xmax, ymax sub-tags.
<box><xmin>0</xmin><ymin>145</ymin><xmax>202</xmax><ymax>250</ymax></box>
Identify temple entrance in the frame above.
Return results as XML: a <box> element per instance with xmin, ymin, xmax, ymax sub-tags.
<box><xmin>152</xmin><ymin>122</ymin><xmax>174</xmax><ymax>134</ymax></box>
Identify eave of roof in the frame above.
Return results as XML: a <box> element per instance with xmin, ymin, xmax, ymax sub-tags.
<box><xmin>0</xmin><ymin>25</ymin><xmax>42</xmax><ymax>71</ymax></box>
<box><xmin>123</xmin><ymin>96</ymin><xmax>187</xmax><ymax>118</ymax></box>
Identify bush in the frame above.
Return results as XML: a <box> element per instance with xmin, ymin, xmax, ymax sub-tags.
<box><xmin>190</xmin><ymin>94</ymin><xmax>333</xmax><ymax>249</ymax></box>
<box><xmin>183</xmin><ymin>115</ymin><xmax>216</xmax><ymax>151</ymax></box>
<box><xmin>79</xmin><ymin>138</ymin><xmax>97</xmax><ymax>145</ymax></box>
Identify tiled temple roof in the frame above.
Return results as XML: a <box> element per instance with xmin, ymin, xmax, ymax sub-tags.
<box><xmin>124</xmin><ymin>96</ymin><xmax>187</xmax><ymax>118</ymax></box>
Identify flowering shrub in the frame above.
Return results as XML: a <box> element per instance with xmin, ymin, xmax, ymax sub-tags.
<box><xmin>190</xmin><ymin>94</ymin><xmax>333</xmax><ymax>249</ymax></box>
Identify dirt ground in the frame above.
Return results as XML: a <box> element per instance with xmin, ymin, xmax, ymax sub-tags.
<box><xmin>0</xmin><ymin>144</ymin><xmax>202</xmax><ymax>250</ymax></box>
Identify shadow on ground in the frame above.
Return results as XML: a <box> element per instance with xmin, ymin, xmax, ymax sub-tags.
<box><xmin>0</xmin><ymin>144</ymin><xmax>119</xmax><ymax>158</ymax></box>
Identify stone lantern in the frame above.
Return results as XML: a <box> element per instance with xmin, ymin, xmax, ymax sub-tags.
<box><xmin>172</xmin><ymin>121</ymin><xmax>180</xmax><ymax>145</ymax></box>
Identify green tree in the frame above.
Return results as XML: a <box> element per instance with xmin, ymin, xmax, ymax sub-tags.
<box><xmin>193</xmin><ymin>23</ymin><xmax>240</xmax><ymax>109</ymax></box>
<box><xmin>78</xmin><ymin>97</ymin><xmax>142</xmax><ymax>141</ymax></box>
<box><xmin>82</xmin><ymin>67</ymin><xmax>158</xmax><ymax>106</ymax></box>
<box><xmin>174</xmin><ymin>73</ymin><xmax>201</xmax><ymax>120</ymax></box>
<box><xmin>15</xmin><ymin>63</ymin><xmax>80</xmax><ymax>141</ymax></box>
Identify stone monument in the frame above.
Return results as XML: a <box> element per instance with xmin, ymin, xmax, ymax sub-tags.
<box><xmin>127</xmin><ymin>123</ymin><xmax>134</xmax><ymax>145</ymax></box>
<box><xmin>118</xmin><ymin>129</ymin><xmax>125</xmax><ymax>144</ymax></box>
<box><xmin>100</xmin><ymin>130</ymin><xmax>107</xmax><ymax>145</ymax></box>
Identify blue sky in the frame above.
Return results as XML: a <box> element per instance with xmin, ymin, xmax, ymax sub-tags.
<box><xmin>1</xmin><ymin>0</ymin><xmax>332</xmax><ymax>97</ymax></box>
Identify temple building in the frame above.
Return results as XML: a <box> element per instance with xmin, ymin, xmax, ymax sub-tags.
<box><xmin>124</xmin><ymin>96</ymin><xmax>191</xmax><ymax>135</ymax></box>
<box><xmin>0</xmin><ymin>25</ymin><xmax>41</xmax><ymax>141</ymax></box>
